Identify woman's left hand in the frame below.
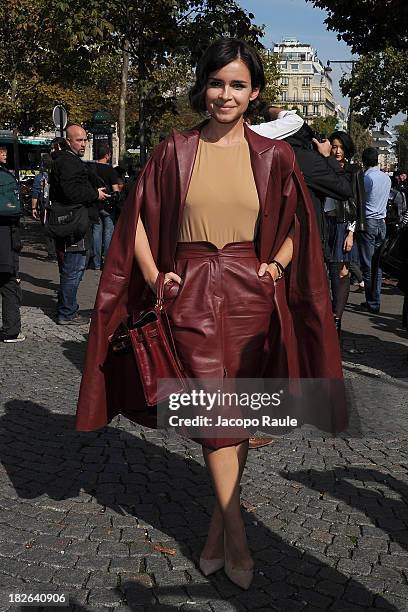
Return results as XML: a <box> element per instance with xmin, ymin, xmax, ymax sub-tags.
<box><xmin>258</xmin><ymin>262</ymin><xmax>279</xmax><ymax>281</ymax></box>
<box><xmin>343</xmin><ymin>232</ymin><xmax>354</xmax><ymax>253</ymax></box>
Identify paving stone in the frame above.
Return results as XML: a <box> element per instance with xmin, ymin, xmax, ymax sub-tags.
<box><xmin>88</xmin><ymin>587</ymin><xmax>124</xmax><ymax>607</ymax></box>
<box><xmin>51</xmin><ymin>568</ymin><xmax>90</xmax><ymax>588</ymax></box>
<box><xmin>97</xmin><ymin>542</ymin><xmax>130</xmax><ymax>557</ymax></box>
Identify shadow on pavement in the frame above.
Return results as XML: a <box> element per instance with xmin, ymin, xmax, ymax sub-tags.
<box><xmin>0</xmin><ymin>400</ymin><xmax>397</xmax><ymax>610</ymax></box>
<box><xmin>283</xmin><ymin>467</ymin><xmax>408</xmax><ymax>553</ymax></box>
<box><xmin>341</xmin><ymin>328</ymin><xmax>408</xmax><ymax>379</ymax></box>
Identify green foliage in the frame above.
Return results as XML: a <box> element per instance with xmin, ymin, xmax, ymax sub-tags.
<box><xmin>0</xmin><ymin>0</ymin><xmax>117</xmax><ymax>132</ymax></box>
<box><xmin>305</xmin><ymin>0</ymin><xmax>407</xmax><ymax>54</ymax></box>
<box><xmin>349</xmin><ymin>115</ymin><xmax>373</xmax><ymax>162</ymax></box>
<box><xmin>394</xmin><ymin>122</ymin><xmax>408</xmax><ymax>170</ymax></box>
<box><xmin>304</xmin><ymin>2</ymin><xmax>407</xmax><ymax>127</ymax></box>
<box><xmin>258</xmin><ymin>50</ymin><xmax>281</xmax><ymax>106</ymax></box>
<box><xmin>340</xmin><ymin>49</ymin><xmax>408</xmax><ymax>128</ymax></box>
<box><xmin>0</xmin><ymin>0</ymin><xmax>275</xmax><ymax>154</ymax></box>
<box><xmin>310</xmin><ymin>115</ymin><xmax>337</xmax><ymax>138</ymax></box>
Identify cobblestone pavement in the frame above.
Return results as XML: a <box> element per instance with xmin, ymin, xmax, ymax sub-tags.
<box><xmin>0</xmin><ymin>219</ymin><xmax>408</xmax><ymax>611</ymax></box>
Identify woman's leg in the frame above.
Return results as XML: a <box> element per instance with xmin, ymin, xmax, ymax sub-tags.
<box><xmin>202</xmin><ymin>441</ymin><xmax>252</xmax><ymax>569</ymax></box>
<box><xmin>334</xmin><ymin>263</ymin><xmax>351</xmax><ymax>319</ymax></box>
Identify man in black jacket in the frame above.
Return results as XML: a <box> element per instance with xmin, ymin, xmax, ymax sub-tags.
<box><xmin>0</xmin><ymin>146</ymin><xmax>24</xmax><ymax>342</ymax></box>
<box><xmin>50</xmin><ymin>125</ymin><xmax>109</xmax><ymax>325</ymax></box>
<box><xmin>285</xmin><ymin>124</ymin><xmax>353</xmax><ymax>247</ymax></box>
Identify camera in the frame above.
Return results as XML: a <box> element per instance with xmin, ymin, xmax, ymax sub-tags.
<box><xmin>102</xmin><ymin>190</ymin><xmax>122</xmax><ymax>214</ymax></box>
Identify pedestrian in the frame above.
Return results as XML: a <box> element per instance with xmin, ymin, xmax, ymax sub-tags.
<box><xmin>49</xmin><ymin>124</ymin><xmax>110</xmax><ymax>325</ymax></box>
<box><xmin>0</xmin><ymin>145</ymin><xmax>24</xmax><ymax>343</ymax></box>
<box><xmin>284</xmin><ymin>123</ymin><xmax>353</xmax><ymax>245</ymax></box>
<box><xmin>76</xmin><ymin>38</ymin><xmax>345</xmax><ymax>590</ymax></box>
<box><xmin>325</xmin><ymin>130</ymin><xmax>365</xmax><ymax>335</ymax></box>
<box><xmin>357</xmin><ymin>147</ymin><xmax>391</xmax><ymax>314</ymax></box>
<box><xmin>50</xmin><ymin>136</ymin><xmax>69</xmax><ymax>160</ymax></box>
<box><xmin>89</xmin><ymin>145</ymin><xmax>120</xmax><ymax>270</ymax></box>
<box><xmin>31</xmin><ymin>154</ymin><xmax>57</xmax><ymax>261</ymax></box>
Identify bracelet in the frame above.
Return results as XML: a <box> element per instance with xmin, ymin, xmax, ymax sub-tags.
<box><xmin>270</xmin><ymin>260</ymin><xmax>285</xmax><ymax>280</ymax></box>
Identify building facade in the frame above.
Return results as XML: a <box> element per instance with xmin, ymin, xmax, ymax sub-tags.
<box><xmin>273</xmin><ymin>38</ymin><xmax>336</xmax><ymax>123</ymax></box>
<box><xmin>371</xmin><ymin>129</ymin><xmax>397</xmax><ymax>172</ymax></box>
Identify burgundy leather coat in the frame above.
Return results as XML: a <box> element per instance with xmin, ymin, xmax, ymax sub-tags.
<box><xmin>76</xmin><ymin>124</ymin><xmax>347</xmax><ymax>433</ymax></box>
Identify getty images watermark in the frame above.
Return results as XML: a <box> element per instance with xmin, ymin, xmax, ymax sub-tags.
<box><xmin>157</xmin><ymin>378</ymin><xmax>346</xmax><ymax>439</ymax></box>
<box><xmin>166</xmin><ymin>388</ymin><xmax>298</xmax><ymax>429</ymax></box>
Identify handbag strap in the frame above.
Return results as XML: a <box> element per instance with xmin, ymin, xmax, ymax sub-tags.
<box><xmin>155</xmin><ymin>272</ymin><xmax>165</xmax><ymax>309</ymax></box>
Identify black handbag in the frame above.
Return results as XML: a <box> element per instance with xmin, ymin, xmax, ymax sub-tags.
<box><xmin>45</xmin><ymin>201</ymin><xmax>89</xmax><ymax>241</ymax></box>
<box><xmin>379</xmin><ymin>226</ymin><xmax>408</xmax><ymax>281</ymax></box>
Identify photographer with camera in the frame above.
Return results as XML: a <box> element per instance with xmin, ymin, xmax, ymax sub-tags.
<box><xmin>49</xmin><ymin>125</ymin><xmax>110</xmax><ymax>325</ymax></box>
<box><xmin>89</xmin><ymin>145</ymin><xmax>120</xmax><ymax>271</ymax></box>
<box><xmin>285</xmin><ymin>124</ymin><xmax>353</xmax><ymax>244</ymax></box>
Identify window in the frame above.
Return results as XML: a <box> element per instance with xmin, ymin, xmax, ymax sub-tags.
<box><xmin>302</xmin><ymin>105</ymin><xmax>308</xmax><ymax>116</ymax></box>
<box><xmin>302</xmin><ymin>77</ymin><xmax>310</xmax><ymax>86</ymax></box>
<box><xmin>281</xmin><ymin>91</ymin><xmax>288</xmax><ymax>102</ymax></box>
<box><xmin>313</xmin><ymin>91</ymin><xmax>320</xmax><ymax>102</ymax></box>
<box><xmin>313</xmin><ymin>104</ymin><xmax>319</xmax><ymax>116</ymax></box>
<box><xmin>293</xmin><ymin>89</ymin><xmax>298</xmax><ymax>101</ymax></box>
<box><xmin>281</xmin><ymin>77</ymin><xmax>289</xmax><ymax>86</ymax></box>
<box><xmin>303</xmin><ymin>91</ymin><xmax>309</xmax><ymax>101</ymax></box>
<box><xmin>291</xmin><ymin>63</ymin><xmax>299</xmax><ymax>71</ymax></box>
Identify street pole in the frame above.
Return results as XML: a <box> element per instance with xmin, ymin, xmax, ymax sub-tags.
<box><xmin>59</xmin><ymin>106</ymin><xmax>64</xmax><ymax>137</ymax></box>
<box><xmin>326</xmin><ymin>59</ymin><xmax>357</xmax><ymax>136</ymax></box>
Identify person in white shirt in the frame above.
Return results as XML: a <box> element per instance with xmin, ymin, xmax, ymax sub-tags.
<box><xmin>249</xmin><ymin>107</ymin><xmax>304</xmax><ymax>140</ymax></box>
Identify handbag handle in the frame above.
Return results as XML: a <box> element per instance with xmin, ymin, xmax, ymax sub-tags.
<box><xmin>155</xmin><ymin>272</ymin><xmax>165</xmax><ymax>309</ymax></box>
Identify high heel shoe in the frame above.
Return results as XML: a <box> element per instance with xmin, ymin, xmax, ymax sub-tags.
<box><xmin>223</xmin><ymin>533</ymin><xmax>254</xmax><ymax>590</ymax></box>
<box><xmin>224</xmin><ymin>560</ymin><xmax>254</xmax><ymax>590</ymax></box>
<box><xmin>199</xmin><ymin>556</ymin><xmax>224</xmax><ymax>576</ymax></box>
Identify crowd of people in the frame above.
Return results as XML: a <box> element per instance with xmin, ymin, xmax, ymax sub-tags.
<box><xmin>1</xmin><ymin>86</ymin><xmax>407</xmax><ymax>342</ymax></box>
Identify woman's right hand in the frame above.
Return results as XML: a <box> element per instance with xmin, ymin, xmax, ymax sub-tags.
<box><xmin>149</xmin><ymin>271</ymin><xmax>182</xmax><ymax>294</ymax></box>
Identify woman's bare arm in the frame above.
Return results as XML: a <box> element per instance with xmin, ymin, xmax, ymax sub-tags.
<box><xmin>258</xmin><ymin>225</ymin><xmax>294</xmax><ymax>281</ymax></box>
<box><xmin>134</xmin><ymin>218</ymin><xmax>181</xmax><ymax>290</ymax></box>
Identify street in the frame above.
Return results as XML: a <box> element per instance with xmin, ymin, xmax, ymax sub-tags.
<box><xmin>1</xmin><ymin>218</ymin><xmax>408</xmax><ymax>611</ymax></box>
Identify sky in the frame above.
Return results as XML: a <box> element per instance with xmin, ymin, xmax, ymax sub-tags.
<box><xmin>239</xmin><ymin>0</ymin><xmax>403</xmax><ymax>130</ymax></box>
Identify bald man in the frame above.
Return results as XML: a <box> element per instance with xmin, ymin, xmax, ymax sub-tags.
<box><xmin>49</xmin><ymin>124</ymin><xmax>109</xmax><ymax>325</ymax></box>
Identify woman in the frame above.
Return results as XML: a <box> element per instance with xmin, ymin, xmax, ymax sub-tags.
<box><xmin>325</xmin><ymin>131</ymin><xmax>364</xmax><ymax>335</ymax></box>
<box><xmin>76</xmin><ymin>39</ymin><xmax>345</xmax><ymax>590</ymax></box>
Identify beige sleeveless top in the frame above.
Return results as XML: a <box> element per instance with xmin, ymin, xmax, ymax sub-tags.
<box><xmin>178</xmin><ymin>138</ymin><xmax>259</xmax><ymax>249</ymax></box>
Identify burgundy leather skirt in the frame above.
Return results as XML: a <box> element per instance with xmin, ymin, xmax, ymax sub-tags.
<box><xmin>165</xmin><ymin>241</ymin><xmax>275</xmax><ymax>450</ymax></box>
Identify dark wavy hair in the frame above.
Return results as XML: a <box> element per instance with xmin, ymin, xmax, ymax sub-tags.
<box><xmin>329</xmin><ymin>130</ymin><xmax>356</xmax><ymax>161</ymax></box>
<box><xmin>189</xmin><ymin>38</ymin><xmax>265</xmax><ymax>117</ymax></box>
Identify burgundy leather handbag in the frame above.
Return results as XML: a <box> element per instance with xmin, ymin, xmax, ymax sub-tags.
<box><xmin>109</xmin><ymin>272</ymin><xmax>187</xmax><ymax>406</ymax></box>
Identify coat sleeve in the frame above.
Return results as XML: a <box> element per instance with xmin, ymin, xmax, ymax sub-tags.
<box><xmin>75</xmin><ymin>146</ymin><xmax>166</xmax><ymax>432</ymax></box>
<box><xmin>300</xmin><ymin>152</ymin><xmax>353</xmax><ymax>201</ymax></box>
<box><xmin>285</xmin><ymin>155</ymin><xmax>345</xmax><ymax>377</ymax></box>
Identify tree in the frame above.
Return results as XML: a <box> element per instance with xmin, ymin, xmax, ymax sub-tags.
<box><xmin>310</xmin><ymin>115</ymin><xmax>337</xmax><ymax>138</ymax></box>
<box><xmin>55</xmin><ymin>0</ymin><xmax>265</xmax><ymax>161</ymax></box>
<box><xmin>340</xmin><ymin>49</ymin><xmax>408</xmax><ymax>128</ymax></box>
<box><xmin>258</xmin><ymin>50</ymin><xmax>281</xmax><ymax>106</ymax></box>
<box><xmin>394</xmin><ymin>122</ymin><xmax>408</xmax><ymax>170</ymax></box>
<box><xmin>0</xmin><ymin>0</ymin><xmax>118</xmax><ymax>133</ymax></box>
<box><xmin>305</xmin><ymin>0</ymin><xmax>408</xmax><ymax>54</ymax></box>
<box><xmin>349</xmin><ymin>115</ymin><xmax>373</xmax><ymax>162</ymax></box>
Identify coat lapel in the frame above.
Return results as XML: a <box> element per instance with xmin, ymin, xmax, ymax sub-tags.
<box><xmin>244</xmin><ymin>123</ymin><xmax>276</xmax><ymax>215</ymax></box>
<box><xmin>172</xmin><ymin>128</ymin><xmax>200</xmax><ymax>231</ymax></box>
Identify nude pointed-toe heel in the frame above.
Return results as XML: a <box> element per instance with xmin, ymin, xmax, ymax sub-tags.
<box><xmin>199</xmin><ymin>556</ymin><xmax>225</xmax><ymax>576</ymax></box>
<box><xmin>224</xmin><ymin>560</ymin><xmax>254</xmax><ymax>590</ymax></box>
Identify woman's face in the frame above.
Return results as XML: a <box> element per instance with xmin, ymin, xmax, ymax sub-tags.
<box><xmin>331</xmin><ymin>138</ymin><xmax>346</xmax><ymax>163</ymax></box>
<box><xmin>205</xmin><ymin>59</ymin><xmax>260</xmax><ymax>124</ymax></box>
